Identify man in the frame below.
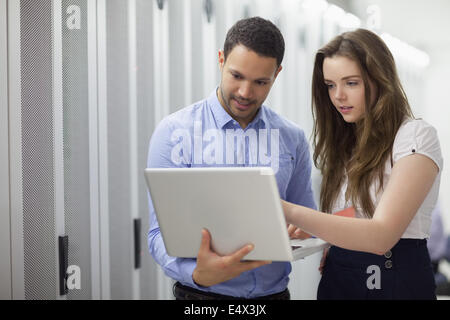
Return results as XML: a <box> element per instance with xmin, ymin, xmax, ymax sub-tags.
<box><xmin>147</xmin><ymin>17</ymin><xmax>316</xmax><ymax>300</ymax></box>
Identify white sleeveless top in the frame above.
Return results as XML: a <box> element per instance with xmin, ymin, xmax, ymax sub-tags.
<box><xmin>331</xmin><ymin>119</ymin><xmax>443</xmax><ymax>239</ymax></box>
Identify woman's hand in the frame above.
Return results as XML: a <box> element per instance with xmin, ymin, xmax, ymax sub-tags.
<box><xmin>287</xmin><ymin>224</ymin><xmax>312</xmax><ymax>239</ymax></box>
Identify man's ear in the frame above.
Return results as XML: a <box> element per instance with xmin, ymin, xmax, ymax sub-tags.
<box><xmin>274</xmin><ymin>65</ymin><xmax>283</xmax><ymax>79</ymax></box>
<box><xmin>218</xmin><ymin>50</ymin><xmax>225</xmax><ymax>71</ymax></box>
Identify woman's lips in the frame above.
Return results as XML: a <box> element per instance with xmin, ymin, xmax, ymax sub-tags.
<box><xmin>339</xmin><ymin>106</ymin><xmax>353</xmax><ymax>114</ymax></box>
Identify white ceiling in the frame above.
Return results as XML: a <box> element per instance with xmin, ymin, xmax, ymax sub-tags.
<box><xmin>345</xmin><ymin>0</ymin><xmax>450</xmax><ymax>52</ymax></box>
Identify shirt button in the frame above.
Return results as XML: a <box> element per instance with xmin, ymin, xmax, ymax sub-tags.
<box><xmin>384</xmin><ymin>250</ymin><xmax>392</xmax><ymax>259</ymax></box>
<box><xmin>385</xmin><ymin>260</ymin><xmax>393</xmax><ymax>269</ymax></box>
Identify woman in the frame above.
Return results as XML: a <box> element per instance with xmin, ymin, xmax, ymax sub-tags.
<box><xmin>283</xmin><ymin>29</ymin><xmax>443</xmax><ymax>299</ymax></box>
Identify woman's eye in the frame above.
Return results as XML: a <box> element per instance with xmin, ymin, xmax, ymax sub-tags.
<box><xmin>347</xmin><ymin>81</ymin><xmax>359</xmax><ymax>86</ymax></box>
<box><xmin>325</xmin><ymin>83</ymin><xmax>334</xmax><ymax>89</ymax></box>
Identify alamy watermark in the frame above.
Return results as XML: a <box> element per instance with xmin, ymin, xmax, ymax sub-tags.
<box><xmin>170</xmin><ymin>121</ymin><xmax>281</xmax><ymax>173</ymax></box>
<box><xmin>366</xmin><ymin>265</ymin><xmax>381</xmax><ymax>290</ymax></box>
<box><xmin>65</xmin><ymin>265</ymin><xmax>81</xmax><ymax>291</ymax></box>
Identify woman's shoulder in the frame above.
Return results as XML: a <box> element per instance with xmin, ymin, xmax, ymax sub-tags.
<box><xmin>393</xmin><ymin>118</ymin><xmax>442</xmax><ymax>169</ymax></box>
<box><xmin>396</xmin><ymin>118</ymin><xmax>435</xmax><ymax>135</ymax></box>
<box><xmin>394</xmin><ymin>118</ymin><xmax>439</xmax><ymax>146</ymax></box>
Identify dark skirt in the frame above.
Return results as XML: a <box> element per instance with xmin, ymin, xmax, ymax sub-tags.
<box><xmin>317</xmin><ymin>239</ymin><xmax>436</xmax><ymax>300</ymax></box>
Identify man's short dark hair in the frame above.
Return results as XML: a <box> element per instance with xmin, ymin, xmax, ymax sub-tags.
<box><xmin>223</xmin><ymin>16</ymin><xmax>285</xmax><ymax>67</ymax></box>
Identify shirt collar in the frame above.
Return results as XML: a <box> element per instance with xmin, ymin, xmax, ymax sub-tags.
<box><xmin>207</xmin><ymin>88</ymin><xmax>234</xmax><ymax>129</ymax></box>
<box><xmin>207</xmin><ymin>87</ymin><xmax>266</xmax><ymax>129</ymax></box>
<box><xmin>250</xmin><ymin>104</ymin><xmax>267</xmax><ymax>129</ymax></box>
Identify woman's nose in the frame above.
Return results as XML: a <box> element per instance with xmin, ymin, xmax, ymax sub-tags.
<box><xmin>334</xmin><ymin>86</ymin><xmax>346</xmax><ymax>101</ymax></box>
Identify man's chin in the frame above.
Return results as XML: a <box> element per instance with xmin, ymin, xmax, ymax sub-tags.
<box><xmin>232</xmin><ymin>108</ymin><xmax>258</xmax><ymax>122</ymax></box>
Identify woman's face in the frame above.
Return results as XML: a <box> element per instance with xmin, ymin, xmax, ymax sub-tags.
<box><xmin>323</xmin><ymin>55</ymin><xmax>376</xmax><ymax>123</ymax></box>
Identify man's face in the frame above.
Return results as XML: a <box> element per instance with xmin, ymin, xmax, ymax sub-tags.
<box><xmin>217</xmin><ymin>45</ymin><xmax>282</xmax><ymax>129</ymax></box>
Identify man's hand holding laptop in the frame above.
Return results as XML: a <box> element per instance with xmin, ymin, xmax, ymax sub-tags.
<box><xmin>192</xmin><ymin>229</ymin><xmax>272</xmax><ymax>287</ymax></box>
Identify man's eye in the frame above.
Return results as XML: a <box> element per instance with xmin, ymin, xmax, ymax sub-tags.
<box><xmin>232</xmin><ymin>73</ymin><xmax>242</xmax><ymax>79</ymax></box>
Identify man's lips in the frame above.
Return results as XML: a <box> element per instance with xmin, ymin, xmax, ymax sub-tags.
<box><xmin>233</xmin><ymin>98</ymin><xmax>253</xmax><ymax>110</ymax></box>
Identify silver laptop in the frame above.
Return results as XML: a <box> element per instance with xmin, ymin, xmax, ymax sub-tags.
<box><xmin>145</xmin><ymin>167</ymin><xmax>328</xmax><ymax>261</ymax></box>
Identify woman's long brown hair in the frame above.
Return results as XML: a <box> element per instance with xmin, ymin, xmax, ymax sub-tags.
<box><xmin>311</xmin><ymin>29</ymin><xmax>414</xmax><ymax>217</ymax></box>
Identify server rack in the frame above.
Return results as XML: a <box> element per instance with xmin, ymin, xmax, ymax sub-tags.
<box><xmin>5</xmin><ymin>0</ymin><xmax>160</xmax><ymax>300</ymax></box>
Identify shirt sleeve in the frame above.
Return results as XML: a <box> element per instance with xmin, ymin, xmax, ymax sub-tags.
<box><xmin>393</xmin><ymin>119</ymin><xmax>443</xmax><ymax>171</ymax></box>
<box><xmin>147</xmin><ymin>118</ymin><xmax>200</xmax><ymax>287</ymax></box>
<box><xmin>285</xmin><ymin>128</ymin><xmax>317</xmax><ymax>210</ymax></box>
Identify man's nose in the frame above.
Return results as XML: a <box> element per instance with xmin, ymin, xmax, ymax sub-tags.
<box><xmin>238</xmin><ymin>81</ymin><xmax>253</xmax><ymax>99</ymax></box>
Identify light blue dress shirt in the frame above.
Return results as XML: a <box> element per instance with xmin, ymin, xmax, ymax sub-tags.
<box><xmin>147</xmin><ymin>89</ymin><xmax>316</xmax><ymax>298</ymax></box>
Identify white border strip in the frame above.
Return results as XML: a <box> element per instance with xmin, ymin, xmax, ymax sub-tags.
<box><xmin>0</xmin><ymin>0</ymin><xmax>12</xmax><ymax>300</ymax></box>
<box><xmin>8</xmin><ymin>0</ymin><xmax>25</xmax><ymax>300</ymax></box>
<box><xmin>152</xmin><ymin>0</ymin><xmax>174</xmax><ymax>300</ymax></box>
<box><xmin>87</xmin><ymin>0</ymin><xmax>101</xmax><ymax>300</ymax></box>
<box><xmin>201</xmin><ymin>1</ymin><xmax>216</xmax><ymax>96</ymax></box>
<box><xmin>96</xmin><ymin>0</ymin><xmax>110</xmax><ymax>300</ymax></box>
<box><xmin>128</xmin><ymin>0</ymin><xmax>140</xmax><ymax>300</ymax></box>
<box><xmin>182</xmin><ymin>0</ymin><xmax>192</xmax><ymax>105</ymax></box>
<box><xmin>152</xmin><ymin>0</ymin><xmax>169</xmax><ymax>127</ymax></box>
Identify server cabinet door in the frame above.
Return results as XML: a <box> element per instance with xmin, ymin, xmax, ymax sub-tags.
<box><xmin>100</xmin><ymin>0</ymin><xmax>161</xmax><ymax>300</ymax></box>
<box><xmin>102</xmin><ymin>0</ymin><xmax>135</xmax><ymax>300</ymax></box>
<box><xmin>9</xmin><ymin>0</ymin><xmax>58</xmax><ymax>299</ymax></box>
<box><xmin>8</xmin><ymin>0</ymin><xmax>101</xmax><ymax>300</ymax></box>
